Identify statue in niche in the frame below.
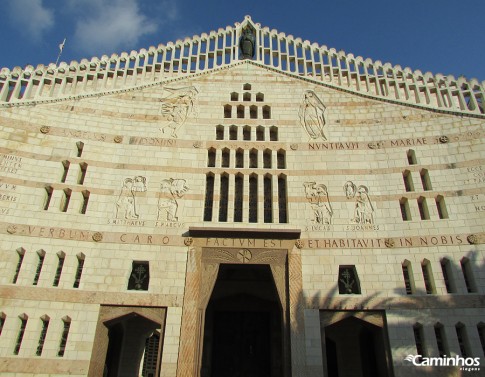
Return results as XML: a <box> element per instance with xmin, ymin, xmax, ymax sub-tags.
<box><xmin>298</xmin><ymin>90</ymin><xmax>328</xmax><ymax>140</ymax></box>
<box><xmin>115</xmin><ymin>176</ymin><xmax>147</xmax><ymax>219</ymax></box>
<box><xmin>239</xmin><ymin>27</ymin><xmax>256</xmax><ymax>59</ymax></box>
<box><xmin>159</xmin><ymin>86</ymin><xmax>198</xmax><ymax>138</ymax></box>
<box><xmin>344</xmin><ymin>181</ymin><xmax>375</xmax><ymax>224</ymax></box>
<box><xmin>157</xmin><ymin>178</ymin><xmax>189</xmax><ymax>221</ymax></box>
<box><xmin>303</xmin><ymin>182</ymin><xmax>333</xmax><ymax>224</ymax></box>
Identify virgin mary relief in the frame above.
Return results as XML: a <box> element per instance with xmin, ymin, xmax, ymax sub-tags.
<box><xmin>298</xmin><ymin>90</ymin><xmax>328</xmax><ymax>141</ymax></box>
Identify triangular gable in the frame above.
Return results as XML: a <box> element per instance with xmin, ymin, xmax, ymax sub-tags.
<box><xmin>0</xmin><ymin>16</ymin><xmax>483</xmax><ymax>117</ymax></box>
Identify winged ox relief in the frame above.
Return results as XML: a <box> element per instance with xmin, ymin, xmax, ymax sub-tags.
<box><xmin>298</xmin><ymin>90</ymin><xmax>328</xmax><ymax>140</ymax></box>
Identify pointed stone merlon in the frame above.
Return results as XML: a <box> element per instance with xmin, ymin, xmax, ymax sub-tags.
<box><xmin>0</xmin><ymin>17</ymin><xmax>483</xmax><ymax>116</ymax></box>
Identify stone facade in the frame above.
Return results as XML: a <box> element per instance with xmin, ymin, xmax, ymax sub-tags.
<box><xmin>0</xmin><ymin>16</ymin><xmax>484</xmax><ymax>377</ymax></box>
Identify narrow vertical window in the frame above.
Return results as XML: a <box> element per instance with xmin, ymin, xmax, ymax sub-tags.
<box><xmin>76</xmin><ymin>141</ymin><xmax>84</xmax><ymax>157</ymax></box>
<box><xmin>402</xmin><ymin>170</ymin><xmax>414</xmax><ymax>192</ymax></box>
<box><xmin>44</xmin><ymin>186</ymin><xmax>53</xmax><ymax>210</ymax></box>
<box><xmin>203</xmin><ymin>174</ymin><xmax>215</xmax><ymax>221</ymax></box>
<box><xmin>434</xmin><ymin>323</ymin><xmax>448</xmax><ymax>358</ymax></box>
<box><xmin>224</xmin><ymin>104</ymin><xmax>232</xmax><ymax>118</ymax></box>
<box><xmin>402</xmin><ymin>260</ymin><xmax>414</xmax><ymax>294</ymax></box>
<box><xmin>435</xmin><ymin>195</ymin><xmax>448</xmax><ymax>219</ymax></box>
<box><xmin>256</xmin><ymin>126</ymin><xmax>264</xmax><ymax>141</ymax></box>
<box><xmin>278</xmin><ymin>175</ymin><xmax>288</xmax><ymax>223</ymax></box>
<box><xmin>216</xmin><ymin>125</ymin><xmax>224</xmax><ymax>140</ymax></box>
<box><xmin>417</xmin><ymin>197</ymin><xmax>429</xmax><ymax>220</ymax></box>
<box><xmin>421</xmin><ymin>259</ymin><xmax>435</xmax><ymax>294</ymax></box>
<box><xmin>243</xmin><ymin>92</ymin><xmax>251</xmax><ymax>101</ymax></box>
<box><xmin>33</xmin><ymin>250</ymin><xmax>46</xmax><ymax>286</ymax></box>
<box><xmin>243</xmin><ymin>126</ymin><xmax>251</xmax><ymax>141</ymax></box>
<box><xmin>229</xmin><ymin>125</ymin><xmax>237</xmax><ymax>140</ymax></box>
<box><xmin>250</xmin><ymin>105</ymin><xmax>257</xmax><ymax>119</ymax></box>
<box><xmin>262</xmin><ymin>105</ymin><xmax>271</xmax><ymax>119</ymax></box>
<box><xmin>249</xmin><ymin>149</ymin><xmax>258</xmax><ymax>168</ymax></box>
<box><xmin>256</xmin><ymin>92</ymin><xmax>264</xmax><ymax>102</ymax></box>
<box><xmin>0</xmin><ymin>312</ymin><xmax>6</xmax><ymax>335</ymax></box>
<box><xmin>230</xmin><ymin>92</ymin><xmax>238</xmax><ymax>101</ymax></box>
<box><xmin>78</xmin><ymin>163</ymin><xmax>88</xmax><ymax>184</ymax></box>
<box><xmin>36</xmin><ymin>316</ymin><xmax>50</xmax><ymax>356</ymax></box>
<box><xmin>14</xmin><ymin>315</ymin><xmax>28</xmax><ymax>355</ymax></box>
<box><xmin>263</xmin><ymin>149</ymin><xmax>272</xmax><ymax>169</ymax></box>
<box><xmin>12</xmin><ymin>248</ymin><xmax>26</xmax><ymax>284</ymax></box>
<box><xmin>264</xmin><ymin>175</ymin><xmax>273</xmax><ymax>223</ymax></box>
<box><xmin>73</xmin><ymin>253</ymin><xmax>85</xmax><ymax>288</ymax></box>
<box><xmin>53</xmin><ymin>251</ymin><xmax>65</xmax><ymax>287</ymax></box>
<box><xmin>477</xmin><ymin>323</ymin><xmax>485</xmax><ymax>357</ymax></box>
<box><xmin>218</xmin><ymin>174</ymin><xmax>229</xmax><ymax>222</ymax></box>
<box><xmin>277</xmin><ymin>150</ymin><xmax>286</xmax><ymax>169</ymax></box>
<box><xmin>460</xmin><ymin>257</ymin><xmax>477</xmax><ymax>293</ymax></box>
<box><xmin>407</xmin><ymin>149</ymin><xmax>416</xmax><ymax>165</ymax></box>
<box><xmin>249</xmin><ymin>174</ymin><xmax>258</xmax><ymax>223</ymax></box>
<box><xmin>207</xmin><ymin>148</ymin><xmax>216</xmax><ymax>167</ymax></box>
<box><xmin>234</xmin><ymin>174</ymin><xmax>243</xmax><ymax>222</ymax></box>
<box><xmin>61</xmin><ymin>160</ymin><xmax>70</xmax><ymax>183</ymax></box>
<box><xmin>420</xmin><ymin>169</ymin><xmax>432</xmax><ymax>191</ymax></box>
<box><xmin>58</xmin><ymin>317</ymin><xmax>71</xmax><ymax>357</ymax></box>
<box><xmin>221</xmin><ymin>148</ymin><xmax>230</xmax><ymax>168</ymax></box>
<box><xmin>243</xmin><ymin>83</ymin><xmax>251</xmax><ymax>90</ymax></box>
<box><xmin>269</xmin><ymin>126</ymin><xmax>278</xmax><ymax>141</ymax></box>
<box><xmin>60</xmin><ymin>188</ymin><xmax>71</xmax><ymax>212</ymax></box>
<box><xmin>399</xmin><ymin>197</ymin><xmax>411</xmax><ymax>221</ymax></box>
<box><xmin>80</xmin><ymin>190</ymin><xmax>90</xmax><ymax>214</ymax></box>
<box><xmin>235</xmin><ymin>149</ymin><xmax>244</xmax><ymax>168</ymax></box>
<box><xmin>237</xmin><ymin>105</ymin><xmax>244</xmax><ymax>118</ymax></box>
<box><xmin>440</xmin><ymin>258</ymin><xmax>455</xmax><ymax>293</ymax></box>
<box><xmin>413</xmin><ymin>323</ymin><xmax>426</xmax><ymax>359</ymax></box>
<box><xmin>455</xmin><ymin>323</ymin><xmax>470</xmax><ymax>358</ymax></box>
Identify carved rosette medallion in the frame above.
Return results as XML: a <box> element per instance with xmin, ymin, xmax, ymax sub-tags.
<box><xmin>295</xmin><ymin>239</ymin><xmax>305</xmax><ymax>249</ymax></box>
<box><xmin>114</xmin><ymin>135</ymin><xmax>123</xmax><ymax>143</ymax></box>
<box><xmin>92</xmin><ymin>232</ymin><xmax>103</xmax><ymax>242</ymax></box>
<box><xmin>7</xmin><ymin>225</ymin><xmax>17</xmax><ymax>234</ymax></box>
<box><xmin>290</xmin><ymin>143</ymin><xmax>298</xmax><ymax>150</ymax></box>
<box><xmin>385</xmin><ymin>238</ymin><xmax>395</xmax><ymax>248</ymax></box>
<box><xmin>439</xmin><ymin>136</ymin><xmax>449</xmax><ymax>144</ymax></box>
<box><xmin>40</xmin><ymin>126</ymin><xmax>50</xmax><ymax>134</ymax></box>
<box><xmin>193</xmin><ymin>141</ymin><xmax>202</xmax><ymax>148</ymax></box>
<box><xmin>237</xmin><ymin>249</ymin><xmax>252</xmax><ymax>263</ymax></box>
<box><xmin>467</xmin><ymin>234</ymin><xmax>478</xmax><ymax>245</ymax></box>
<box><xmin>184</xmin><ymin>237</ymin><xmax>193</xmax><ymax>246</ymax></box>
<box><xmin>368</xmin><ymin>141</ymin><xmax>384</xmax><ymax>149</ymax></box>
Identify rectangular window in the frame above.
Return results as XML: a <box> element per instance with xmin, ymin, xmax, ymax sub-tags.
<box><xmin>58</xmin><ymin>319</ymin><xmax>71</xmax><ymax>357</ymax></box>
<box><xmin>14</xmin><ymin>316</ymin><xmax>28</xmax><ymax>355</ymax></box>
<box><xmin>218</xmin><ymin>174</ymin><xmax>229</xmax><ymax>222</ymax></box>
<box><xmin>436</xmin><ymin>196</ymin><xmax>448</xmax><ymax>219</ymax></box>
<box><xmin>403</xmin><ymin>170</ymin><xmax>414</xmax><ymax>192</ymax></box>
<box><xmin>418</xmin><ymin>197</ymin><xmax>429</xmax><ymax>220</ymax></box>
<box><xmin>0</xmin><ymin>313</ymin><xmax>6</xmax><ymax>335</ymax></box>
<box><xmin>44</xmin><ymin>186</ymin><xmax>53</xmax><ymax>210</ymax></box>
<box><xmin>455</xmin><ymin>324</ymin><xmax>470</xmax><ymax>358</ymax></box>
<box><xmin>440</xmin><ymin>258</ymin><xmax>454</xmax><ymax>293</ymax></box>
<box><xmin>81</xmin><ymin>190</ymin><xmax>90</xmax><ymax>214</ymax></box>
<box><xmin>73</xmin><ymin>255</ymin><xmax>85</xmax><ymax>288</ymax></box>
<box><xmin>249</xmin><ymin>175</ymin><xmax>258</xmax><ymax>223</ymax></box>
<box><xmin>78</xmin><ymin>163</ymin><xmax>88</xmax><ymax>184</ymax></box>
<box><xmin>434</xmin><ymin>323</ymin><xmax>448</xmax><ymax>358</ymax></box>
<box><xmin>264</xmin><ymin>175</ymin><xmax>273</xmax><ymax>223</ymax></box>
<box><xmin>203</xmin><ymin>174</ymin><xmax>215</xmax><ymax>222</ymax></box>
<box><xmin>461</xmin><ymin>258</ymin><xmax>476</xmax><ymax>293</ymax></box>
<box><xmin>36</xmin><ymin>317</ymin><xmax>49</xmax><ymax>356</ymax></box>
<box><xmin>477</xmin><ymin>324</ymin><xmax>485</xmax><ymax>357</ymax></box>
<box><xmin>413</xmin><ymin>324</ymin><xmax>426</xmax><ymax>359</ymax></box>
<box><xmin>60</xmin><ymin>189</ymin><xmax>71</xmax><ymax>212</ymax></box>
<box><xmin>402</xmin><ymin>262</ymin><xmax>414</xmax><ymax>294</ymax></box>
<box><xmin>234</xmin><ymin>175</ymin><xmax>243</xmax><ymax>222</ymax></box>
<box><xmin>400</xmin><ymin>198</ymin><xmax>411</xmax><ymax>221</ymax></box>
<box><xmin>12</xmin><ymin>248</ymin><xmax>25</xmax><ymax>284</ymax></box>
<box><xmin>33</xmin><ymin>250</ymin><xmax>46</xmax><ymax>286</ymax></box>
<box><xmin>53</xmin><ymin>253</ymin><xmax>65</xmax><ymax>287</ymax></box>
<box><xmin>278</xmin><ymin>175</ymin><xmax>288</xmax><ymax>223</ymax></box>
<box><xmin>421</xmin><ymin>260</ymin><xmax>435</xmax><ymax>294</ymax></box>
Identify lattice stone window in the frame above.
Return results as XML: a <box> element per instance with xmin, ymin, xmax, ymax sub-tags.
<box><xmin>402</xmin><ymin>260</ymin><xmax>415</xmax><ymax>294</ymax></box>
<box><xmin>400</xmin><ymin>197</ymin><xmax>411</xmax><ymax>221</ymax></box>
<box><xmin>407</xmin><ymin>149</ymin><xmax>417</xmax><ymax>165</ymax></box>
<box><xmin>73</xmin><ymin>253</ymin><xmax>85</xmax><ymax>288</ymax></box>
<box><xmin>12</xmin><ymin>247</ymin><xmax>26</xmax><ymax>284</ymax></box>
<box><xmin>128</xmin><ymin>261</ymin><xmax>150</xmax><ymax>290</ymax></box>
<box><xmin>36</xmin><ymin>315</ymin><xmax>50</xmax><ymax>356</ymax></box>
<box><xmin>33</xmin><ymin>249</ymin><xmax>46</xmax><ymax>286</ymax></box>
<box><xmin>455</xmin><ymin>323</ymin><xmax>471</xmax><ymax>358</ymax></box>
<box><xmin>14</xmin><ymin>314</ymin><xmax>28</xmax><ymax>355</ymax></box>
<box><xmin>234</xmin><ymin>174</ymin><xmax>244</xmax><ymax>222</ymax></box>
<box><xmin>413</xmin><ymin>323</ymin><xmax>427</xmax><ymax>360</ymax></box>
<box><xmin>460</xmin><ymin>257</ymin><xmax>477</xmax><ymax>293</ymax></box>
<box><xmin>421</xmin><ymin>259</ymin><xmax>436</xmax><ymax>294</ymax></box>
<box><xmin>403</xmin><ymin>170</ymin><xmax>414</xmax><ymax>192</ymax></box>
<box><xmin>434</xmin><ymin>322</ymin><xmax>448</xmax><ymax>358</ymax></box>
<box><xmin>338</xmin><ymin>266</ymin><xmax>361</xmax><ymax>294</ymax></box>
<box><xmin>203</xmin><ymin>174</ymin><xmax>215</xmax><ymax>222</ymax></box>
<box><xmin>435</xmin><ymin>195</ymin><xmax>448</xmax><ymax>219</ymax></box>
<box><xmin>57</xmin><ymin>317</ymin><xmax>71</xmax><ymax>357</ymax></box>
<box><xmin>440</xmin><ymin>258</ymin><xmax>455</xmax><ymax>293</ymax></box>
<box><xmin>53</xmin><ymin>251</ymin><xmax>65</xmax><ymax>287</ymax></box>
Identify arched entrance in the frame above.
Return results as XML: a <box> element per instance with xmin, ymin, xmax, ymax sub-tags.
<box><xmin>201</xmin><ymin>264</ymin><xmax>283</xmax><ymax>377</ymax></box>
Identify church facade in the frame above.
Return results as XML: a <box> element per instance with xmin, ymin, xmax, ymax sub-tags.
<box><xmin>0</xmin><ymin>15</ymin><xmax>484</xmax><ymax>377</ymax></box>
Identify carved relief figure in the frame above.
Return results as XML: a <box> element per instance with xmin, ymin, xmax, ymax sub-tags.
<box><xmin>115</xmin><ymin>176</ymin><xmax>147</xmax><ymax>219</ymax></box>
<box><xmin>298</xmin><ymin>90</ymin><xmax>328</xmax><ymax>140</ymax></box>
<box><xmin>157</xmin><ymin>178</ymin><xmax>189</xmax><ymax>221</ymax></box>
<box><xmin>159</xmin><ymin>86</ymin><xmax>199</xmax><ymax>138</ymax></box>
<box><xmin>344</xmin><ymin>181</ymin><xmax>375</xmax><ymax>224</ymax></box>
<box><xmin>303</xmin><ymin>182</ymin><xmax>333</xmax><ymax>224</ymax></box>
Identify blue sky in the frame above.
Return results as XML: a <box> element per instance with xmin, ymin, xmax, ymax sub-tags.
<box><xmin>1</xmin><ymin>0</ymin><xmax>484</xmax><ymax>81</ymax></box>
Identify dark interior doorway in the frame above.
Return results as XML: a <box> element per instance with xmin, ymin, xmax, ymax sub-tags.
<box><xmin>324</xmin><ymin>316</ymin><xmax>391</xmax><ymax>377</ymax></box>
<box><xmin>201</xmin><ymin>264</ymin><xmax>283</xmax><ymax>377</ymax></box>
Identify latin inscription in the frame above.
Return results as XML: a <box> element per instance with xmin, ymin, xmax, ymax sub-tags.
<box><xmin>0</xmin><ymin>154</ymin><xmax>22</xmax><ymax>174</ymax></box>
<box><xmin>58</xmin><ymin>129</ymin><xmax>107</xmax><ymax>142</ymax></box>
<box><xmin>471</xmin><ymin>194</ymin><xmax>485</xmax><ymax>212</ymax></box>
<box><xmin>390</xmin><ymin>138</ymin><xmax>427</xmax><ymax>147</ymax></box>
<box><xmin>309</xmin><ymin>142</ymin><xmax>359</xmax><ymax>150</ymax></box>
<box><xmin>205</xmin><ymin>238</ymin><xmax>284</xmax><ymax>248</ymax></box>
<box><xmin>129</xmin><ymin>137</ymin><xmax>177</xmax><ymax>146</ymax></box>
<box><xmin>465</xmin><ymin>166</ymin><xmax>485</xmax><ymax>185</ymax></box>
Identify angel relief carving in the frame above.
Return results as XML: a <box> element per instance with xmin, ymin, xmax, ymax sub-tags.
<box><xmin>159</xmin><ymin>86</ymin><xmax>199</xmax><ymax>138</ymax></box>
<box><xmin>303</xmin><ymin>182</ymin><xmax>333</xmax><ymax>224</ymax></box>
<box><xmin>298</xmin><ymin>90</ymin><xmax>328</xmax><ymax>140</ymax></box>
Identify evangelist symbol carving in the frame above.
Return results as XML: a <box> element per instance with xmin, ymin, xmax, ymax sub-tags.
<box><xmin>115</xmin><ymin>176</ymin><xmax>147</xmax><ymax>219</ymax></box>
<box><xmin>344</xmin><ymin>181</ymin><xmax>375</xmax><ymax>224</ymax></box>
<box><xmin>157</xmin><ymin>178</ymin><xmax>189</xmax><ymax>221</ymax></box>
<box><xmin>303</xmin><ymin>182</ymin><xmax>333</xmax><ymax>224</ymax></box>
<box><xmin>159</xmin><ymin>86</ymin><xmax>198</xmax><ymax>138</ymax></box>
<box><xmin>298</xmin><ymin>90</ymin><xmax>328</xmax><ymax>140</ymax></box>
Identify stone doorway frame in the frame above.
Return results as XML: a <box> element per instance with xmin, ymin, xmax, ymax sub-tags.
<box><xmin>176</xmin><ymin>227</ymin><xmax>303</xmax><ymax>377</ymax></box>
